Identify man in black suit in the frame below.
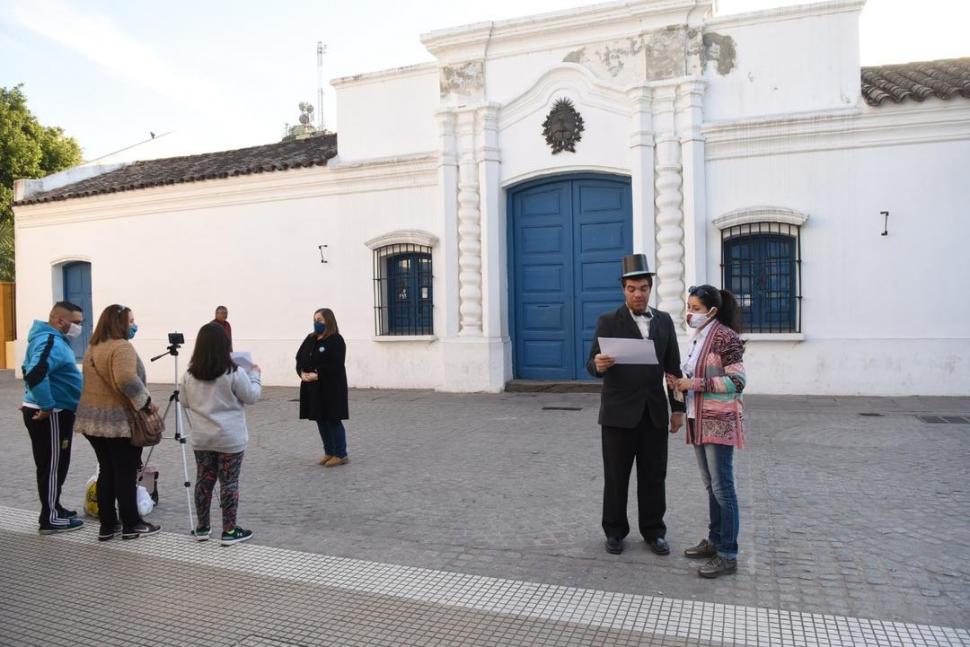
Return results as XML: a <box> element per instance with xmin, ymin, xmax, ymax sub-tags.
<box><xmin>586</xmin><ymin>254</ymin><xmax>685</xmax><ymax>556</ymax></box>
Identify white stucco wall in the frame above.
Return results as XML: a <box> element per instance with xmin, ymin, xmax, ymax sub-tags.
<box><xmin>331</xmin><ymin>64</ymin><xmax>440</xmax><ymax>161</ymax></box>
<box><xmin>15</xmin><ymin>165</ymin><xmax>445</xmax><ymax>390</ymax></box>
<box><xmin>705</xmin><ymin>105</ymin><xmax>970</xmax><ymax>395</ymax></box>
<box><xmin>704</xmin><ymin>3</ymin><xmax>863</xmax><ymax>122</ymax></box>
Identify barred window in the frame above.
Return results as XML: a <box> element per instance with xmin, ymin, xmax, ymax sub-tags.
<box><xmin>721</xmin><ymin>222</ymin><xmax>801</xmax><ymax>333</ymax></box>
<box><xmin>373</xmin><ymin>243</ymin><xmax>433</xmax><ymax>335</ymax></box>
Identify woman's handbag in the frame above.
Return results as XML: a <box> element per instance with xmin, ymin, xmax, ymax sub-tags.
<box><xmin>90</xmin><ymin>354</ymin><xmax>164</xmax><ymax>447</ymax></box>
<box><xmin>125</xmin><ymin>403</ymin><xmax>164</xmax><ymax>447</ymax></box>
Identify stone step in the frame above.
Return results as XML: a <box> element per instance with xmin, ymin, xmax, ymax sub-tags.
<box><xmin>505</xmin><ymin>380</ymin><xmax>601</xmax><ymax>393</ymax></box>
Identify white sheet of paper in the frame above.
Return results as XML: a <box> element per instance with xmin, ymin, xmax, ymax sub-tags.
<box><xmin>598</xmin><ymin>337</ymin><xmax>659</xmax><ymax>365</ymax></box>
<box><xmin>231</xmin><ymin>351</ymin><xmax>255</xmax><ymax>371</ymax></box>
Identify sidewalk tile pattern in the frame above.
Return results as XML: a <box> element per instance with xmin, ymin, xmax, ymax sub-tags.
<box><xmin>3</xmin><ymin>506</ymin><xmax>967</xmax><ymax>647</ymax></box>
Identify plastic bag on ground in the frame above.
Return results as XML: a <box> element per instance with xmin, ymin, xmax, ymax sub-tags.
<box><xmin>83</xmin><ymin>470</ymin><xmax>99</xmax><ymax>518</ymax></box>
<box><xmin>136</xmin><ymin>485</ymin><xmax>154</xmax><ymax>517</ymax></box>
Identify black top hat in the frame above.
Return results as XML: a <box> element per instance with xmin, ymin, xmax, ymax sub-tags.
<box><xmin>621</xmin><ymin>254</ymin><xmax>654</xmax><ymax>278</ymax></box>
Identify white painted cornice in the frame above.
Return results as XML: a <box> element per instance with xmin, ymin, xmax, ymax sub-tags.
<box><xmin>14</xmin><ymin>153</ymin><xmax>439</xmax><ymax>228</ymax></box>
<box><xmin>713</xmin><ymin>206</ymin><xmax>809</xmax><ymax>230</ymax></box>
<box><xmin>421</xmin><ymin>0</ymin><xmax>712</xmax><ymax>61</ymax></box>
<box><xmin>704</xmin><ymin>102</ymin><xmax>970</xmax><ymax>160</ymax></box>
<box><xmin>706</xmin><ymin>0</ymin><xmax>866</xmax><ymax>30</ymax></box>
<box><xmin>364</xmin><ymin>229</ymin><xmax>439</xmax><ymax>250</ymax></box>
<box><xmin>330</xmin><ymin>62</ymin><xmax>437</xmax><ymax>88</ymax></box>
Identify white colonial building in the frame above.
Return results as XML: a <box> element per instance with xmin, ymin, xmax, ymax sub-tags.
<box><xmin>13</xmin><ymin>0</ymin><xmax>970</xmax><ymax>395</ymax></box>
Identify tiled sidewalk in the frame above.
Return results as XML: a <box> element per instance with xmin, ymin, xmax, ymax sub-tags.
<box><xmin>2</xmin><ymin>506</ymin><xmax>967</xmax><ymax>647</ymax></box>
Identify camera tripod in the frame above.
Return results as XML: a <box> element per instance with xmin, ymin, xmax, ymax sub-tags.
<box><xmin>149</xmin><ymin>335</ymin><xmax>197</xmax><ymax>533</ymax></box>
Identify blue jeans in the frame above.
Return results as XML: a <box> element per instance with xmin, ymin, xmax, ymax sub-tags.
<box><xmin>694</xmin><ymin>443</ymin><xmax>739</xmax><ymax>560</ymax></box>
<box><xmin>315</xmin><ymin>419</ymin><xmax>347</xmax><ymax>458</ymax></box>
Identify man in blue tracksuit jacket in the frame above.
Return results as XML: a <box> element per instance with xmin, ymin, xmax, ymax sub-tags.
<box><xmin>22</xmin><ymin>301</ymin><xmax>85</xmax><ymax>533</ymax></box>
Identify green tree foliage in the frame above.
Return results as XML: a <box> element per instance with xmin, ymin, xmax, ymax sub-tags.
<box><xmin>0</xmin><ymin>85</ymin><xmax>82</xmax><ymax>280</ymax></box>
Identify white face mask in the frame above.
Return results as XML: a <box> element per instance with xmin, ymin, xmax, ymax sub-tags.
<box><xmin>686</xmin><ymin>311</ymin><xmax>712</xmax><ymax>329</ymax></box>
<box><xmin>66</xmin><ymin>323</ymin><xmax>83</xmax><ymax>339</ymax></box>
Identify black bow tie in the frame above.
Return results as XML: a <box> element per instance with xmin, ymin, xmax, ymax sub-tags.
<box><xmin>632</xmin><ymin>311</ymin><xmax>649</xmax><ymax>318</ymax></box>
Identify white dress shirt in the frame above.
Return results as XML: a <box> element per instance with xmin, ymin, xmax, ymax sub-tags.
<box><xmin>627</xmin><ymin>307</ymin><xmax>652</xmax><ymax>339</ymax></box>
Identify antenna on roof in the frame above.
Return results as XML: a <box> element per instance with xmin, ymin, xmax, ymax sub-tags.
<box><xmin>317</xmin><ymin>41</ymin><xmax>327</xmax><ymax>132</ymax></box>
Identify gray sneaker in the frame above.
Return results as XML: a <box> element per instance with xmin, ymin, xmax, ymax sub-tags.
<box><xmin>698</xmin><ymin>555</ymin><xmax>737</xmax><ymax>579</ymax></box>
<box><xmin>684</xmin><ymin>538</ymin><xmax>717</xmax><ymax>559</ymax></box>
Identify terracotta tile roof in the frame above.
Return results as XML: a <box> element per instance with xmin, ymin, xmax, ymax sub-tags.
<box><xmin>862</xmin><ymin>58</ymin><xmax>970</xmax><ymax>107</ymax></box>
<box><xmin>16</xmin><ymin>133</ymin><xmax>338</xmax><ymax>206</ymax></box>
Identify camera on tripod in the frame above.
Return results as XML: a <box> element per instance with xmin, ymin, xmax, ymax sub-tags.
<box><xmin>168</xmin><ymin>332</ymin><xmax>185</xmax><ymax>346</ymax></box>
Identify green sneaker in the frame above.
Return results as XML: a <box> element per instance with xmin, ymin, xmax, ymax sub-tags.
<box><xmin>191</xmin><ymin>526</ymin><xmax>211</xmax><ymax>542</ymax></box>
<box><xmin>221</xmin><ymin>527</ymin><xmax>253</xmax><ymax>546</ymax></box>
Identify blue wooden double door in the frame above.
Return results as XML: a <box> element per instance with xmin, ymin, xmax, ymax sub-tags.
<box><xmin>510</xmin><ymin>175</ymin><xmax>632</xmax><ymax>380</ymax></box>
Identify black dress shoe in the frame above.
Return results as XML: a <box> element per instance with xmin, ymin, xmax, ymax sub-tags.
<box><xmin>605</xmin><ymin>537</ymin><xmax>624</xmax><ymax>554</ymax></box>
<box><xmin>646</xmin><ymin>537</ymin><xmax>670</xmax><ymax>555</ymax></box>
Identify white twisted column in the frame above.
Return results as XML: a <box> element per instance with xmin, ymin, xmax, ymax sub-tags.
<box><xmin>627</xmin><ymin>85</ymin><xmax>655</xmax><ymax>264</ymax></box>
<box><xmin>456</xmin><ymin>109</ymin><xmax>483</xmax><ymax>336</ymax></box>
<box><xmin>676</xmin><ymin>78</ymin><xmax>708</xmax><ymax>297</ymax></box>
<box><xmin>653</xmin><ymin>84</ymin><xmax>686</xmax><ymax>330</ymax></box>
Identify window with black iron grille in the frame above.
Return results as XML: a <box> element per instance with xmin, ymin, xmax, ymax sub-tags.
<box><xmin>373</xmin><ymin>244</ymin><xmax>433</xmax><ymax>335</ymax></box>
<box><xmin>720</xmin><ymin>222</ymin><xmax>801</xmax><ymax>333</ymax></box>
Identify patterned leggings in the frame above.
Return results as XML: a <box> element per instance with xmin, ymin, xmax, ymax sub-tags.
<box><xmin>194</xmin><ymin>450</ymin><xmax>244</xmax><ymax>533</ymax></box>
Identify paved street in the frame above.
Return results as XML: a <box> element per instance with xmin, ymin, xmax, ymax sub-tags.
<box><xmin>1</xmin><ymin>373</ymin><xmax>968</xmax><ymax>645</ymax></box>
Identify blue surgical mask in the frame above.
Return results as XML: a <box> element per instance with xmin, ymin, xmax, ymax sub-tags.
<box><xmin>127</xmin><ymin>323</ymin><xmax>139</xmax><ymax>340</ymax></box>
<box><xmin>313</xmin><ymin>321</ymin><xmax>326</xmax><ymax>334</ymax></box>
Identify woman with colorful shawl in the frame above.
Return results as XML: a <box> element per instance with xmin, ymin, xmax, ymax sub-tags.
<box><xmin>668</xmin><ymin>285</ymin><xmax>747</xmax><ymax>579</ymax></box>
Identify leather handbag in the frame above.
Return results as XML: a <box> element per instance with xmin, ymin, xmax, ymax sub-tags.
<box><xmin>125</xmin><ymin>403</ymin><xmax>164</xmax><ymax>447</ymax></box>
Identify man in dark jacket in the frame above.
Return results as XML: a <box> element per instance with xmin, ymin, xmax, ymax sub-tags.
<box><xmin>586</xmin><ymin>254</ymin><xmax>685</xmax><ymax>556</ymax></box>
<box><xmin>212</xmin><ymin>306</ymin><xmax>232</xmax><ymax>351</ymax></box>
<box><xmin>21</xmin><ymin>301</ymin><xmax>85</xmax><ymax>534</ymax></box>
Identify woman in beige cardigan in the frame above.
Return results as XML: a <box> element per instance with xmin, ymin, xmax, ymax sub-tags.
<box><xmin>75</xmin><ymin>305</ymin><xmax>160</xmax><ymax>541</ymax></box>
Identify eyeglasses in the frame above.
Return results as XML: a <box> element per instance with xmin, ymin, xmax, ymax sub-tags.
<box><xmin>688</xmin><ymin>285</ymin><xmax>714</xmax><ymax>298</ymax></box>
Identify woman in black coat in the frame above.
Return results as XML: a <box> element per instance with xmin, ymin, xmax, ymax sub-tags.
<box><xmin>295</xmin><ymin>308</ymin><xmax>349</xmax><ymax>466</ymax></box>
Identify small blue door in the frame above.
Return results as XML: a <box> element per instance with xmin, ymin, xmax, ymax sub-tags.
<box><xmin>510</xmin><ymin>175</ymin><xmax>632</xmax><ymax>380</ymax></box>
<box><xmin>63</xmin><ymin>262</ymin><xmax>92</xmax><ymax>361</ymax></box>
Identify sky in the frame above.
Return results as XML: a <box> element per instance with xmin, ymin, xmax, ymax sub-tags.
<box><xmin>1</xmin><ymin>0</ymin><xmax>967</xmax><ymax>163</ymax></box>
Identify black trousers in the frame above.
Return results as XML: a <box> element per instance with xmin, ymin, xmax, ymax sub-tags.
<box><xmin>23</xmin><ymin>409</ymin><xmax>76</xmax><ymax>527</ymax></box>
<box><xmin>601</xmin><ymin>406</ymin><xmax>669</xmax><ymax>541</ymax></box>
<box><xmin>85</xmin><ymin>435</ymin><xmax>142</xmax><ymax>530</ymax></box>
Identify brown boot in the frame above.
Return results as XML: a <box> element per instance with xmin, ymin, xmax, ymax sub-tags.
<box><xmin>324</xmin><ymin>456</ymin><xmax>348</xmax><ymax>467</ymax></box>
<box><xmin>319</xmin><ymin>455</ymin><xmax>333</xmax><ymax>465</ymax></box>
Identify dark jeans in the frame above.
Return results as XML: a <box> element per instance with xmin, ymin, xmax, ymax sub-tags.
<box><xmin>601</xmin><ymin>405</ymin><xmax>668</xmax><ymax>541</ymax></box>
<box><xmin>194</xmin><ymin>450</ymin><xmax>245</xmax><ymax>533</ymax></box>
<box><xmin>315</xmin><ymin>419</ymin><xmax>347</xmax><ymax>458</ymax></box>
<box><xmin>22</xmin><ymin>408</ymin><xmax>75</xmax><ymax>527</ymax></box>
<box><xmin>85</xmin><ymin>435</ymin><xmax>143</xmax><ymax>531</ymax></box>
<box><xmin>694</xmin><ymin>442</ymin><xmax>740</xmax><ymax>560</ymax></box>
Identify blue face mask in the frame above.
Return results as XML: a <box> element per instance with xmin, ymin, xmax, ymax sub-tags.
<box><xmin>127</xmin><ymin>323</ymin><xmax>138</xmax><ymax>340</ymax></box>
<box><xmin>313</xmin><ymin>321</ymin><xmax>326</xmax><ymax>334</ymax></box>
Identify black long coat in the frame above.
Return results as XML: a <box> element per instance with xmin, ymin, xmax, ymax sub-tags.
<box><xmin>585</xmin><ymin>305</ymin><xmax>685</xmax><ymax>430</ymax></box>
<box><xmin>296</xmin><ymin>332</ymin><xmax>349</xmax><ymax>421</ymax></box>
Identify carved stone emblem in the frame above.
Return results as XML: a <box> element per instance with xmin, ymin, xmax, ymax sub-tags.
<box><xmin>542</xmin><ymin>98</ymin><xmax>584</xmax><ymax>154</ymax></box>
